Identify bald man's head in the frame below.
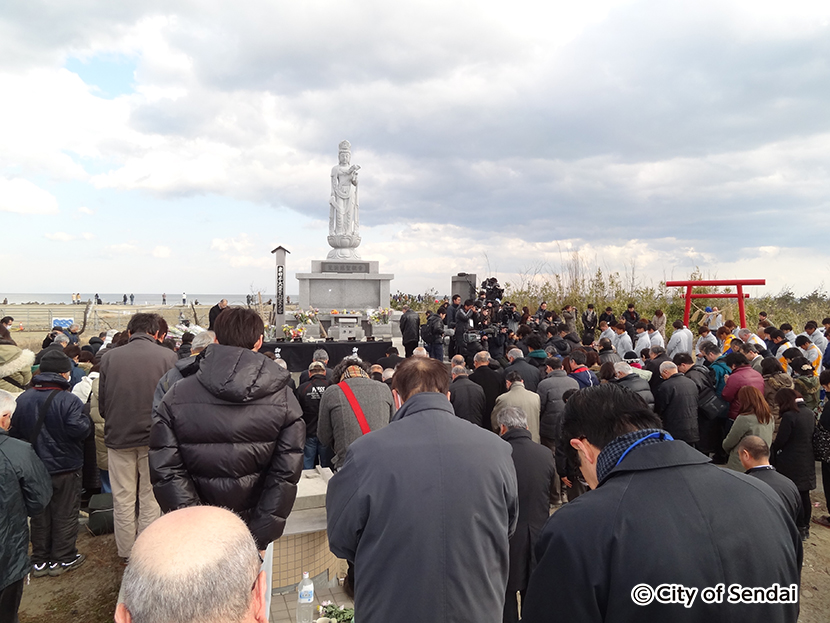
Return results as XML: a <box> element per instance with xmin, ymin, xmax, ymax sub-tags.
<box><xmin>116</xmin><ymin>507</ymin><xmax>265</xmax><ymax>623</ymax></box>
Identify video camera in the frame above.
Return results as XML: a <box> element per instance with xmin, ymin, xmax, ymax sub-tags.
<box><xmin>481</xmin><ymin>277</ymin><xmax>504</xmax><ymax>303</ymax></box>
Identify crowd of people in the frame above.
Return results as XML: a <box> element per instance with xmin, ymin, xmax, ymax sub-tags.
<box><xmin>0</xmin><ymin>298</ymin><xmax>827</xmax><ymax>622</ymax></box>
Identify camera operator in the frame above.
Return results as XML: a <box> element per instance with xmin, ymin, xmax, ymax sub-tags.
<box><xmin>481</xmin><ymin>322</ymin><xmax>510</xmax><ymax>366</ymax></box>
<box><xmin>499</xmin><ymin>302</ymin><xmax>520</xmax><ymax>333</ymax></box>
<box><xmin>455</xmin><ymin>299</ymin><xmax>477</xmax><ymax>332</ymax></box>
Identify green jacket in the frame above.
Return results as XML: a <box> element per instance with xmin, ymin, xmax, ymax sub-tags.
<box><xmin>0</xmin><ymin>429</ymin><xmax>52</xmax><ymax>589</ymax></box>
<box><xmin>722</xmin><ymin>413</ymin><xmax>774</xmax><ymax>472</ymax></box>
<box><xmin>794</xmin><ymin>375</ymin><xmax>820</xmax><ymax>412</ymax></box>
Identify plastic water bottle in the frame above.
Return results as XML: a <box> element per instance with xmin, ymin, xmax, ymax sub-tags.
<box><xmin>296</xmin><ymin>571</ymin><xmax>314</xmax><ymax>623</ymax></box>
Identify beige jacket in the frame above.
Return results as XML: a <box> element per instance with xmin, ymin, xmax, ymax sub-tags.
<box><xmin>492</xmin><ymin>381</ymin><xmax>541</xmax><ymax>442</ymax></box>
<box><xmin>0</xmin><ymin>345</ymin><xmax>34</xmax><ymax>394</ymax></box>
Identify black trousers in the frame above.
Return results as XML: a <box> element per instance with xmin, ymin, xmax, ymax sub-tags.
<box><xmin>0</xmin><ymin>578</ymin><xmax>24</xmax><ymax>623</ymax></box>
<box><xmin>403</xmin><ymin>341</ymin><xmax>418</xmax><ymax>358</ymax></box>
<box><xmin>822</xmin><ymin>462</ymin><xmax>830</xmax><ymax>508</ymax></box>
<box><xmin>30</xmin><ymin>469</ymin><xmax>82</xmax><ymax>564</ymax></box>
<box><xmin>503</xmin><ymin>589</ymin><xmax>526</xmax><ymax>623</ymax></box>
<box><xmin>798</xmin><ymin>490</ymin><xmax>812</xmax><ymax>530</ymax></box>
<box><xmin>539</xmin><ymin>436</ymin><xmax>561</xmax><ymax>503</ymax></box>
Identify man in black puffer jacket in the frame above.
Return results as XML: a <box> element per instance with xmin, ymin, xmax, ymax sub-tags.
<box><xmin>612</xmin><ymin>362</ymin><xmax>655</xmax><ymax>411</ymax></box>
<box><xmin>655</xmin><ymin>361</ymin><xmax>699</xmax><ymax>445</ymax></box>
<box><xmin>10</xmin><ymin>350</ymin><xmax>90</xmax><ymax>577</ymax></box>
<box><xmin>150</xmin><ymin>307</ymin><xmax>304</xmax><ymax>551</ymax></box>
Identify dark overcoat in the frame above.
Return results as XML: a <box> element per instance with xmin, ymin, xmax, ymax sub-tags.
<box><xmin>326</xmin><ymin>392</ymin><xmax>518</xmax><ymax>623</ymax></box>
<box><xmin>523</xmin><ymin>440</ymin><xmax>802</xmax><ymax>623</ymax></box>
<box><xmin>502</xmin><ymin>428</ymin><xmax>555</xmax><ymax>591</ymax></box>
<box><xmin>771</xmin><ymin>405</ymin><xmax>816</xmax><ymax>491</ymax></box>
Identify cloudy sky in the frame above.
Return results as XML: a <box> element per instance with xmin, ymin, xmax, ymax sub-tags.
<box><xmin>2</xmin><ymin>0</ymin><xmax>829</xmax><ymax>299</ymax></box>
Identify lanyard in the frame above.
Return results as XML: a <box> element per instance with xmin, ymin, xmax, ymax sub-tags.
<box><xmin>615</xmin><ymin>431</ymin><xmax>674</xmax><ymax>467</ymax></box>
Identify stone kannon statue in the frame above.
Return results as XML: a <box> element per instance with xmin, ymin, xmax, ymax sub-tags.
<box><xmin>327</xmin><ymin>140</ymin><xmax>362</xmax><ymax>259</ymax></box>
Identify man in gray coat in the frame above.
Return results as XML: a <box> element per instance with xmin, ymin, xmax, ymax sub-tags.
<box><xmin>100</xmin><ymin>313</ymin><xmax>178</xmax><ymax>560</ymax></box>
<box><xmin>317</xmin><ymin>357</ymin><xmax>395</xmax><ymax>470</ymax></box>
<box><xmin>327</xmin><ymin>357</ymin><xmax>518</xmax><ymax>623</ymax></box>
<box><xmin>537</xmin><ymin>357</ymin><xmax>579</xmax><ymax>504</ymax></box>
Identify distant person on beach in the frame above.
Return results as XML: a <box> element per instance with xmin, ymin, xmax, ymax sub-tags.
<box><xmin>122</xmin><ymin>294</ymin><xmax>127</xmax><ymax>305</ymax></box>
<box><xmin>130</xmin><ymin>294</ymin><xmax>135</xmax><ymax>305</ymax></box>
<box><xmin>182</xmin><ymin>292</ymin><xmax>186</xmax><ymax>305</ymax></box>
<box><xmin>162</xmin><ymin>293</ymin><xmax>166</xmax><ymax>305</ymax></box>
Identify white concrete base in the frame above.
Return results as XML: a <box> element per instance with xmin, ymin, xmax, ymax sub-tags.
<box><xmin>297</xmin><ymin>260</ymin><xmax>393</xmax><ymax>311</ymax></box>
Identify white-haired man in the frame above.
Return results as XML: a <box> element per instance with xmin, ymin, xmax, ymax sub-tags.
<box><xmin>116</xmin><ymin>507</ymin><xmax>268</xmax><ymax>623</ymax></box>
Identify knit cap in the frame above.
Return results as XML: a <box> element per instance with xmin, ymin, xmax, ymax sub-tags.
<box><xmin>40</xmin><ymin>350</ymin><xmax>72</xmax><ymax>374</ymax></box>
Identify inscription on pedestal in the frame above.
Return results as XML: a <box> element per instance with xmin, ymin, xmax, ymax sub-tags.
<box><xmin>322</xmin><ymin>262</ymin><xmax>370</xmax><ymax>274</ymax></box>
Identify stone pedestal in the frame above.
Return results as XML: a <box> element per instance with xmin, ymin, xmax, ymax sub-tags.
<box><xmin>325</xmin><ymin>313</ymin><xmax>365</xmax><ymax>340</ymax></box>
<box><xmin>369</xmin><ymin>323</ymin><xmax>392</xmax><ymax>339</ymax></box>
<box><xmin>297</xmin><ymin>260</ymin><xmax>393</xmax><ymax>312</ymax></box>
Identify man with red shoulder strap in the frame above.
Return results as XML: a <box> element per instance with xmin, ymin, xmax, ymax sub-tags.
<box><xmin>317</xmin><ymin>357</ymin><xmax>395</xmax><ymax>470</ymax></box>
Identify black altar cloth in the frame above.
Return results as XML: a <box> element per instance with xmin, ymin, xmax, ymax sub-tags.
<box><xmin>260</xmin><ymin>340</ymin><xmax>393</xmax><ymax>372</ymax></box>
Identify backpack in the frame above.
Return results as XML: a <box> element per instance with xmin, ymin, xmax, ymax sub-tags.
<box><xmin>86</xmin><ymin>493</ymin><xmax>114</xmax><ymax>536</ymax></box>
<box><xmin>420</xmin><ymin>323</ymin><xmax>433</xmax><ymax>343</ymax></box>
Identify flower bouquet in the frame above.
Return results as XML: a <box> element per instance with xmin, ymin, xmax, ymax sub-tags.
<box><xmin>283</xmin><ymin>324</ymin><xmax>306</xmax><ymax>340</ymax></box>
<box><xmin>316</xmin><ymin>601</ymin><xmax>354</xmax><ymax>623</ymax></box>
<box><xmin>368</xmin><ymin>308</ymin><xmax>391</xmax><ymax>324</ymax></box>
<box><xmin>294</xmin><ymin>308</ymin><xmax>319</xmax><ymax>325</ymax></box>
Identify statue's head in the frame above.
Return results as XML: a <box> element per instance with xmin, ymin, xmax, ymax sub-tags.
<box><xmin>338</xmin><ymin>140</ymin><xmax>351</xmax><ymax>164</ymax></box>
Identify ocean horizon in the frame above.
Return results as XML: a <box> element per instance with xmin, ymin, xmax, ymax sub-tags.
<box><xmin>0</xmin><ymin>293</ymin><xmax>300</xmax><ymax>306</ymax></box>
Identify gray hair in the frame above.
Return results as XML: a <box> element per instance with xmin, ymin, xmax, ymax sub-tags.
<box><xmin>507</xmin><ymin>348</ymin><xmax>523</xmax><ymax>360</ymax></box>
<box><xmin>659</xmin><ymin>361</ymin><xmax>677</xmax><ymax>374</ymax></box>
<box><xmin>473</xmin><ymin>351</ymin><xmax>490</xmax><ymax>364</ymax></box>
<box><xmin>737</xmin><ymin>328</ymin><xmax>751</xmax><ymax>340</ymax></box>
<box><xmin>312</xmin><ymin>349</ymin><xmax>329</xmax><ymax>363</ymax></box>
<box><xmin>649</xmin><ymin>345</ymin><xmax>666</xmax><ymax>355</ymax></box>
<box><xmin>413</xmin><ymin>346</ymin><xmax>428</xmax><ymax>357</ymax></box>
<box><xmin>274</xmin><ymin>358</ymin><xmax>288</xmax><ymax>369</ymax></box>
<box><xmin>382</xmin><ymin>368</ymin><xmax>394</xmax><ymax>381</ymax></box>
<box><xmin>69</xmin><ymin>323</ymin><xmax>80</xmax><ymax>332</ymax></box>
<box><xmin>451</xmin><ymin>366</ymin><xmax>467</xmax><ymax>377</ymax></box>
<box><xmin>496</xmin><ymin>406</ymin><xmax>527</xmax><ymax>430</ymax></box>
<box><xmin>0</xmin><ymin>389</ymin><xmax>16</xmax><ymax>417</ymax></box>
<box><xmin>53</xmin><ymin>333</ymin><xmax>70</xmax><ymax>345</ymax></box>
<box><xmin>451</xmin><ymin>355</ymin><xmax>466</xmax><ymax>367</ymax></box>
<box><xmin>614</xmin><ymin>362</ymin><xmax>632</xmax><ymax>376</ymax></box>
<box><xmin>121</xmin><ymin>519</ymin><xmax>260</xmax><ymax>623</ymax></box>
<box><xmin>191</xmin><ymin>331</ymin><xmax>215</xmax><ymax>352</ymax></box>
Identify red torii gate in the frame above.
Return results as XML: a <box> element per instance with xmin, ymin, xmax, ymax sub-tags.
<box><xmin>665</xmin><ymin>279</ymin><xmax>766</xmax><ymax>329</ymax></box>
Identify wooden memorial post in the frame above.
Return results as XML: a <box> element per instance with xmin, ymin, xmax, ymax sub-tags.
<box><xmin>271</xmin><ymin>246</ymin><xmax>290</xmax><ymax>333</ymax></box>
